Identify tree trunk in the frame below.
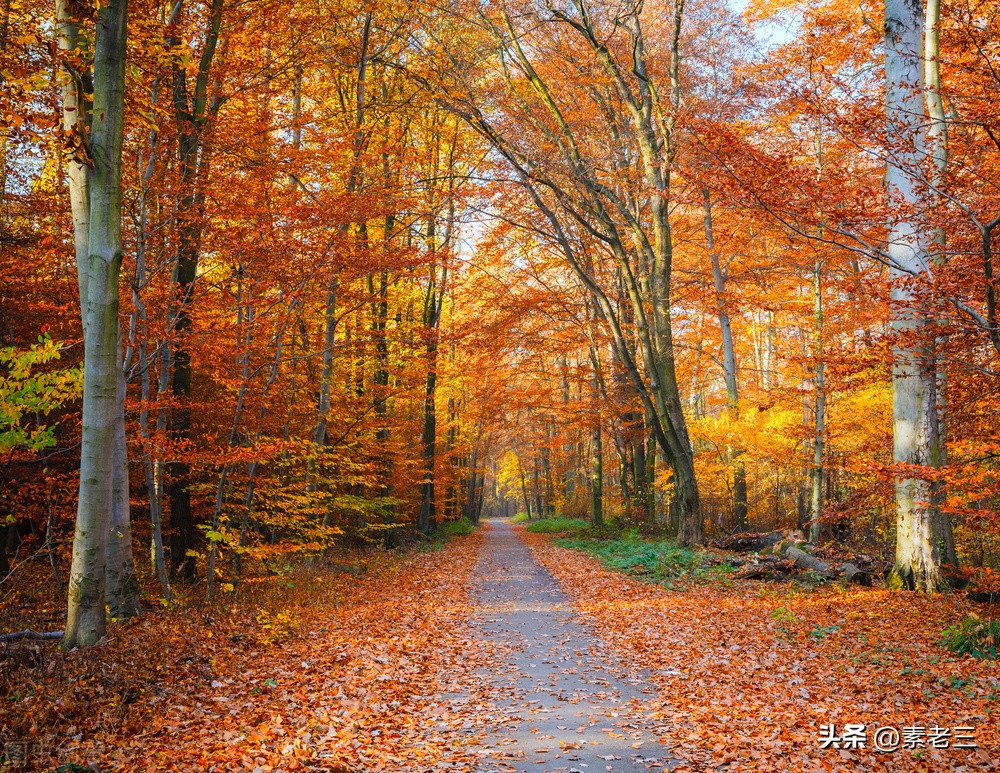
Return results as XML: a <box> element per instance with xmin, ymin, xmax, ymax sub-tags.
<box><xmin>474</xmin><ymin>471</ymin><xmax>486</xmax><ymax>524</ymax></box>
<box><xmin>519</xmin><ymin>463</ymin><xmax>532</xmax><ymax>519</ymax></box>
<box><xmin>533</xmin><ymin>456</ymin><xmax>543</xmax><ymax>520</ymax></box>
<box><xmin>542</xmin><ymin>423</ymin><xmax>555</xmax><ymax>516</ymax></box>
<box><xmin>105</xmin><ymin>345</ymin><xmax>139</xmax><ymax>619</ymax></box>
<box><xmin>884</xmin><ymin>0</ymin><xmax>942</xmax><ymax>592</ymax></box>
<box><xmin>419</xmin><ymin>191</ymin><xmax>451</xmax><ymax>532</ymax></box>
<box><xmin>763</xmin><ymin>312</ymin><xmax>776</xmax><ymax>391</ymax></box>
<box><xmin>591</xmin><ymin>420</ymin><xmax>603</xmax><ymax>528</ymax></box>
<box><xmin>166</xmin><ymin>0</ymin><xmax>226</xmax><ymax>578</ymax></box>
<box><xmin>134</xmin><ymin>130</ymin><xmax>172</xmax><ymax>599</ymax></box>
<box><xmin>417</xmin><ymin>339</ymin><xmax>438</xmax><ymax>532</ymax></box>
<box><xmin>924</xmin><ymin>0</ymin><xmax>958</xmax><ymax>574</ymax></box>
<box><xmin>312</xmin><ymin>278</ymin><xmax>338</xmax><ymax>451</ymax></box>
<box><xmin>810</xmin><ymin>259</ymin><xmax>826</xmax><ymax>544</ymax></box>
<box><xmin>63</xmin><ymin>0</ymin><xmax>127</xmax><ymax>649</ymax></box>
<box><xmin>703</xmin><ymin>188</ymin><xmax>747</xmax><ymax>529</ymax></box>
<box><xmin>0</xmin><ymin>523</ymin><xmax>9</xmax><ymax>577</ymax></box>
<box><xmin>463</xmin><ymin>431</ymin><xmax>480</xmax><ymax>523</ymax></box>
<box><xmin>645</xmin><ymin>430</ymin><xmax>656</xmax><ymax>524</ymax></box>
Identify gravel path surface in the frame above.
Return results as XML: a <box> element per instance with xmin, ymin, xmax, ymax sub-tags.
<box><xmin>472</xmin><ymin>519</ymin><xmax>676</xmax><ymax>773</ymax></box>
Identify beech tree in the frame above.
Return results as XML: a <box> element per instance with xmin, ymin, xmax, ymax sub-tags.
<box><xmin>60</xmin><ymin>0</ymin><xmax>132</xmax><ymax>648</ymax></box>
<box><xmin>882</xmin><ymin>0</ymin><xmax>942</xmax><ymax>592</ymax></box>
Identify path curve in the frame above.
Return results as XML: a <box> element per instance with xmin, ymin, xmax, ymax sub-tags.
<box><xmin>471</xmin><ymin>519</ymin><xmax>674</xmax><ymax>772</ymax></box>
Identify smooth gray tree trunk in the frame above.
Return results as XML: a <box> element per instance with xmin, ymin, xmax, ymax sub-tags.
<box><xmin>63</xmin><ymin>0</ymin><xmax>128</xmax><ymax>648</ymax></box>
<box><xmin>810</xmin><ymin>260</ymin><xmax>826</xmax><ymax>544</ymax></box>
<box><xmin>923</xmin><ymin>0</ymin><xmax>958</xmax><ymax>573</ymax></box>
<box><xmin>884</xmin><ymin>0</ymin><xmax>942</xmax><ymax>592</ymax></box>
<box><xmin>106</xmin><ymin>344</ymin><xmax>140</xmax><ymax>620</ymax></box>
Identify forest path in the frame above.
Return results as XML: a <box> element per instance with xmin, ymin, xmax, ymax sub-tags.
<box><xmin>470</xmin><ymin>519</ymin><xmax>675</xmax><ymax>773</ymax></box>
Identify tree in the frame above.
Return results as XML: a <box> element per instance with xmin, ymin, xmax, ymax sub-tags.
<box><xmin>427</xmin><ymin>0</ymin><xmax>704</xmax><ymax>541</ymax></box>
<box><xmin>882</xmin><ymin>0</ymin><xmax>942</xmax><ymax>592</ymax></box>
<box><xmin>164</xmin><ymin>0</ymin><xmax>227</xmax><ymax>579</ymax></box>
<box><xmin>701</xmin><ymin>188</ymin><xmax>747</xmax><ymax>529</ymax></box>
<box><xmin>61</xmin><ymin>0</ymin><xmax>131</xmax><ymax>648</ymax></box>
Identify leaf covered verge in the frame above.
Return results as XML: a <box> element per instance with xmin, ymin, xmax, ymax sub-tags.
<box><xmin>523</xmin><ymin>531</ymin><xmax>1000</xmax><ymax>772</ymax></box>
<box><xmin>0</xmin><ymin>532</ymin><xmax>492</xmax><ymax>773</ymax></box>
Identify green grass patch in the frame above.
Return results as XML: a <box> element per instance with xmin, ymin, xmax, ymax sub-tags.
<box><xmin>942</xmin><ymin>615</ymin><xmax>1000</xmax><ymax>660</ymax></box>
<box><xmin>511</xmin><ymin>512</ymin><xmax>531</xmax><ymax>523</ymax></box>
<box><xmin>416</xmin><ymin>518</ymin><xmax>477</xmax><ymax>550</ymax></box>
<box><xmin>438</xmin><ymin>518</ymin><xmax>476</xmax><ymax>537</ymax></box>
<box><xmin>554</xmin><ymin>535</ymin><xmax>729</xmax><ymax>588</ymax></box>
<box><xmin>524</xmin><ymin>517</ymin><xmax>591</xmax><ymax>535</ymax></box>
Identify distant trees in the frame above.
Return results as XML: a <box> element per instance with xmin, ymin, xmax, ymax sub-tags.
<box><xmin>428</xmin><ymin>0</ymin><xmax>705</xmax><ymax>542</ymax></box>
<box><xmin>3</xmin><ymin>0</ymin><xmax>1000</xmax><ymax>645</ymax></box>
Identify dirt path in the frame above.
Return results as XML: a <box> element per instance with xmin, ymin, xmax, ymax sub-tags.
<box><xmin>471</xmin><ymin>519</ymin><xmax>673</xmax><ymax>773</ymax></box>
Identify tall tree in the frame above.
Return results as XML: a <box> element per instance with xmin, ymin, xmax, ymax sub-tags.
<box><xmin>702</xmin><ymin>188</ymin><xmax>747</xmax><ymax>528</ymax></box>
<box><xmin>430</xmin><ymin>0</ymin><xmax>703</xmax><ymax>541</ymax></box>
<box><xmin>61</xmin><ymin>0</ymin><xmax>130</xmax><ymax>647</ymax></box>
<box><xmin>417</xmin><ymin>113</ymin><xmax>457</xmax><ymax>534</ymax></box>
<box><xmin>165</xmin><ymin>0</ymin><xmax>226</xmax><ymax>577</ymax></box>
<box><xmin>884</xmin><ymin>0</ymin><xmax>942</xmax><ymax>591</ymax></box>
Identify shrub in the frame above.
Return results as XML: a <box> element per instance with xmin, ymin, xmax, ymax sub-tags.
<box><xmin>511</xmin><ymin>512</ymin><xmax>530</xmax><ymax>523</ymax></box>
<box><xmin>254</xmin><ymin>608</ymin><xmax>300</xmax><ymax>646</ymax></box>
<box><xmin>942</xmin><ymin>615</ymin><xmax>1000</xmax><ymax>659</ymax></box>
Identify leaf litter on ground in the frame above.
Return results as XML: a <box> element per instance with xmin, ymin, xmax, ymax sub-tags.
<box><xmin>523</xmin><ymin>529</ymin><xmax>1000</xmax><ymax>772</ymax></box>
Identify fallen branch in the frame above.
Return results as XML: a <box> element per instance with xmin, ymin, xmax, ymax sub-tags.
<box><xmin>710</xmin><ymin>531</ymin><xmax>782</xmax><ymax>553</ymax></box>
<box><xmin>733</xmin><ymin>557</ymin><xmax>796</xmax><ymax>580</ymax></box>
<box><xmin>785</xmin><ymin>547</ymin><xmax>832</xmax><ymax>577</ymax></box>
<box><xmin>839</xmin><ymin>562</ymin><xmax>873</xmax><ymax>586</ymax></box>
<box><xmin>0</xmin><ymin>629</ymin><xmax>63</xmax><ymax>642</ymax></box>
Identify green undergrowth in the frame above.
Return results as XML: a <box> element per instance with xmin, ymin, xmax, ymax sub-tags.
<box><xmin>941</xmin><ymin>615</ymin><xmax>1000</xmax><ymax>660</ymax></box>
<box><xmin>409</xmin><ymin>518</ymin><xmax>477</xmax><ymax>552</ymax></box>
<box><xmin>554</xmin><ymin>535</ymin><xmax>731</xmax><ymax>588</ymax></box>
<box><xmin>524</xmin><ymin>516</ymin><xmax>590</xmax><ymax>534</ymax></box>
<box><xmin>439</xmin><ymin>517</ymin><xmax>476</xmax><ymax>537</ymax></box>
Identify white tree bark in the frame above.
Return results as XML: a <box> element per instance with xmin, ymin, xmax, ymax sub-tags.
<box><xmin>63</xmin><ymin>0</ymin><xmax>128</xmax><ymax>648</ymax></box>
<box><xmin>56</xmin><ymin>0</ymin><xmax>90</xmax><ymax>299</ymax></box>
<box><xmin>884</xmin><ymin>0</ymin><xmax>942</xmax><ymax>592</ymax></box>
<box><xmin>923</xmin><ymin>0</ymin><xmax>947</xmax><ymax>193</ymax></box>
<box><xmin>923</xmin><ymin>0</ymin><xmax>958</xmax><ymax>572</ymax></box>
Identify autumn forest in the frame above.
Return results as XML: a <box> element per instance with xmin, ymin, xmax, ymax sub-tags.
<box><xmin>1</xmin><ymin>0</ymin><xmax>999</xmax><ymax>769</ymax></box>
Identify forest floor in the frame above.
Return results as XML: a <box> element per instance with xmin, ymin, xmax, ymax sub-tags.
<box><xmin>1</xmin><ymin>521</ymin><xmax>998</xmax><ymax>773</ymax></box>
<box><xmin>0</xmin><ymin>534</ymin><xmax>496</xmax><ymax>772</ymax></box>
<box><xmin>522</xmin><ymin>527</ymin><xmax>1000</xmax><ymax>773</ymax></box>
